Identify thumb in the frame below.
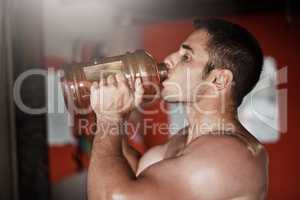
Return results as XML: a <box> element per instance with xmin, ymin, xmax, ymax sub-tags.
<box><xmin>134</xmin><ymin>78</ymin><xmax>144</xmax><ymax>107</ymax></box>
<box><xmin>90</xmin><ymin>82</ymin><xmax>99</xmax><ymax>110</ymax></box>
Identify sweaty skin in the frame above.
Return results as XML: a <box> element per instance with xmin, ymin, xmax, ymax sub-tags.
<box><xmin>88</xmin><ymin>30</ymin><xmax>269</xmax><ymax>200</ymax></box>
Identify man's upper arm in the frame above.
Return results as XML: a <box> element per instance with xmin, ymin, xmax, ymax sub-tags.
<box><xmin>117</xmin><ymin>136</ymin><xmax>266</xmax><ymax>200</ymax></box>
<box><xmin>121</xmin><ymin>155</ymin><xmax>200</xmax><ymax>200</ymax></box>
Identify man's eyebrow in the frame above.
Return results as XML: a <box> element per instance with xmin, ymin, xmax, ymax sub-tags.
<box><xmin>181</xmin><ymin>44</ymin><xmax>194</xmax><ymax>54</ymax></box>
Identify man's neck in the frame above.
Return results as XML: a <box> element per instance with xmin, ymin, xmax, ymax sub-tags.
<box><xmin>183</xmin><ymin>98</ymin><xmax>239</xmax><ymax>144</ymax></box>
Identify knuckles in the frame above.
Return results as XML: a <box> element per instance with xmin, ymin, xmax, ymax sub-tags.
<box><xmin>90</xmin><ymin>75</ymin><xmax>135</xmax><ymax>116</ymax></box>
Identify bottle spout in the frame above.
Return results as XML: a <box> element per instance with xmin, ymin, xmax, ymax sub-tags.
<box><xmin>157</xmin><ymin>63</ymin><xmax>168</xmax><ymax>82</ymax></box>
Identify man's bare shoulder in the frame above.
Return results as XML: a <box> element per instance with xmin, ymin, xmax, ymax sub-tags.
<box><xmin>183</xmin><ymin>133</ymin><xmax>268</xmax><ymax>175</ymax></box>
<box><xmin>137</xmin><ymin>132</ymin><xmax>268</xmax><ymax>199</ymax></box>
<box><xmin>181</xmin><ymin>133</ymin><xmax>268</xmax><ymax>198</ymax></box>
<box><xmin>136</xmin><ymin>128</ymin><xmax>188</xmax><ymax>176</ymax></box>
<box><xmin>189</xmin><ymin>132</ymin><xmax>267</xmax><ymax>164</ymax></box>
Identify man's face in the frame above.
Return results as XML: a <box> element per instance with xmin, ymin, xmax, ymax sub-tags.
<box><xmin>161</xmin><ymin>30</ymin><xmax>211</xmax><ymax>102</ymax></box>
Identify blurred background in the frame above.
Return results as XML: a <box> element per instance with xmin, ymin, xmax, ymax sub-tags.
<box><xmin>0</xmin><ymin>0</ymin><xmax>299</xmax><ymax>199</ymax></box>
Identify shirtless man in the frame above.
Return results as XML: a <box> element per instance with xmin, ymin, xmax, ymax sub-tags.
<box><xmin>87</xmin><ymin>18</ymin><xmax>269</xmax><ymax>200</ymax></box>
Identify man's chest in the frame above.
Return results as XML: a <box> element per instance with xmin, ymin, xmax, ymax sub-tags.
<box><xmin>136</xmin><ymin>132</ymin><xmax>187</xmax><ymax>176</ymax></box>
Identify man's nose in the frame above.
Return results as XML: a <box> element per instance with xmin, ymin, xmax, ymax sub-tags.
<box><xmin>163</xmin><ymin>53</ymin><xmax>178</xmax><ymax>70</ymax></box>
<box><xmin>163</xmin><ymin>58</ymin><xmax>173</xmax><ymax>70</ymax></box>
<box><xmin>162</xmin><ymin>59</ymin><xmax>174</xmax><ymax>79</ymax></box>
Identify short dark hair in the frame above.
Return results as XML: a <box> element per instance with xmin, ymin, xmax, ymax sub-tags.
<box><xmin>194</xmin><ymin>18</ymin><xmax>263</xmax><ymax>106</ymax></box>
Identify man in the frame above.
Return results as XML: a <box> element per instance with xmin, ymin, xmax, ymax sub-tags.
<box><xmin>87</xmin><ymin>18</ymin><xmax>269</xmax><ymax>200</ymax></box>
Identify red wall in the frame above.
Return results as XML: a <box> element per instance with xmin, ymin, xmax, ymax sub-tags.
<box><xmin>141</xmin><ymin>12</ymin><xmax>300</xmax><ymax>199</ymax></box>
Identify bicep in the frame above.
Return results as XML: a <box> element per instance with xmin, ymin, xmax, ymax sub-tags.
<box><xmin>121</xmin><ymin>156</ymin><xmax>199</xmax><ymax>200</ymax></box>
<box><xmin>120</xmin><ymin>139</ymin><xmax>250</xmax><ymax>200</ymax></box>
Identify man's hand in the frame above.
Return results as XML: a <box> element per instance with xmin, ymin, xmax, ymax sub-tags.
<box><xmin>90</xmin><ymin>73</ymin><xmax>144</xmax><ymax>122</ymax></box>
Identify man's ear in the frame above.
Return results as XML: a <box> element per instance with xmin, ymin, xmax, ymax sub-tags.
<box><xmin>210</xmin><ymin>69</ymin><xmax>233</xmax><ymax>90</ymax></box>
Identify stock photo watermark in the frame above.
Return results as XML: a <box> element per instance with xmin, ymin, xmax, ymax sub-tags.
<box><xmin>13</xmin><ymin>58</ymin><xmax>288</xmax><ymax>139</ymax></box>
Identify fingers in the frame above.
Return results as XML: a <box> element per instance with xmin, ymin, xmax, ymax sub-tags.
<box><xmin>115</xmin><ymin>73</ymin><xmax>129</xmax><ymax>88</ymax></box>
<box><xmin>134</xmin><ymin>78</ymin><xmax>144</xmax><ymax>107</ymax></box>
<box><xmin>90</xmin><ymin>81</ymin><xmax>99</xmax><ymax>93</ymax></box>
<box><xmin>99</xmin><ymin>73</ymin><xmax>126</xmax><ymax>87</ymax></box>
<box><xmin>107</xmin><ymin>74</ymin><xmax>117</xmax><ymax>86</ymax></box>
<box><xmin>90</xmin><ymin>73</ymin><xmax>144</xmax><ymax>118</ymax></box>
<box><xmin>99</xmin><ymin>76</ymin><xmax>106</xmax><ymax>87</ymax></box>
<box><xmin>90</xmin><ymin>82</ymin><xmax>99</xmax><ymax>110</ymax></box>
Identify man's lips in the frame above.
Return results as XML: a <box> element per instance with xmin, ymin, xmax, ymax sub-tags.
<box><xmin>162</xmin><ymin>79</ymin><xmax>173</xmax><ymax>88</ymax></box>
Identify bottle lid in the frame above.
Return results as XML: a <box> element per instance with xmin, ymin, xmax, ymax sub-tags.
<box><xmin>157</xmin><ymin>63</ymin><xmax>168</xmax><ymax>82</ymax></box>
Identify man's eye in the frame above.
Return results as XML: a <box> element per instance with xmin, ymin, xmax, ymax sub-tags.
<box><xmin>181</xmin><ymin>54</ymin><xmax>191</xmax><ymax>63</ymax></box>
